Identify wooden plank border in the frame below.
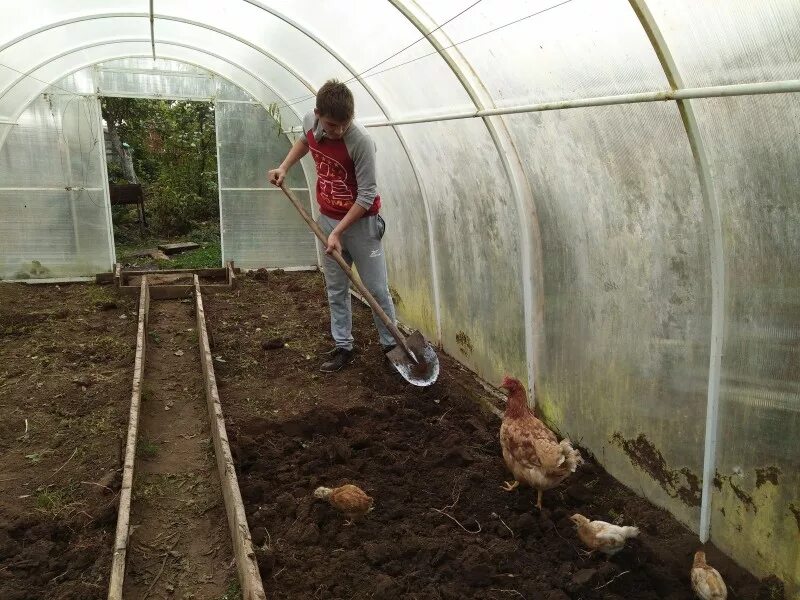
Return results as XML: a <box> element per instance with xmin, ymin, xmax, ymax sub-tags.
<box><xmin>193</xmin><ymin>275</ymin><xmax>266</xmax><ymax>600</ymax></box>
<box><xmin>108</xmin><ymin>276</ymin><xmax>149</xmax><ymax>600</ymax></box>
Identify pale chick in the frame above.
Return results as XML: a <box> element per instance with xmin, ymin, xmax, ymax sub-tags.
<box><xmin>570</xmin><ymin>513</ymin><xmax>640</xmax><ymax>557</ymax></box>
<box><xmin>313</xmin><ymin>484</ymin><xmax>374</xmax><ymax>525</ymax></box>
<box><xmin>499</xmin><ymin>376</ymin><xmax>583</xmax><ymax>510</ymax></box>
<box><xmin>691</xmin><ymin>550</ymin><xmax>727</xmax><ymax>600</ymax></box>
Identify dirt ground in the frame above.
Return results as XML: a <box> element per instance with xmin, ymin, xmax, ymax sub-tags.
<box><xmin>122</xmin><ymin>299</ymin><xmax>234</xmax><ymax>599</ymax></box>
<box><xmin>0</xmin><ymin>282</ymin><xmax>137</xmax><ymax>600</ymax></box>
<box><xmin>204</xmin><ymin>272</ymin><xmax>785</xmax><ymax>600</ymax></box>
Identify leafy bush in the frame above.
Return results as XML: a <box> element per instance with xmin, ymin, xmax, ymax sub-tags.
<box><xmin>145</xmin><ymin>183</ymin><xmax>192</xmax><ymax>236</ymax></box>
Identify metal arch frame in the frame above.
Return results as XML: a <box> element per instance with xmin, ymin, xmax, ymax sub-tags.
<box><xmin>231</xmin><ymin>0</ymin><xmax>444</xmax><ymax>340</ymax></box>
<box><xmin>0</xmin><ymin>14</ymin><xmax>317</xmax><ymax>116</ymax></box>
<box><xmin>0</xmin><ymin>38</ymin><xmax>315</xmax><ymax>118</ymax></box>
<box><xmin>1</xmin><ymin>47</ymin><xmax>307</xmax><ymax>138</ymax></box>
<box><xmin>0</xmin><ymin>37</ymin><xmax>315</xmax><ymax>183</ymax></box>
<box><xmin>386</xmin><ymin>0</ymin><xmax>543</xmax><ymax>395</ymax></box>
<box><xmin>627</xmin><ymin>0</ymin><xmax>724</xmax><ymax>543</ymax></box>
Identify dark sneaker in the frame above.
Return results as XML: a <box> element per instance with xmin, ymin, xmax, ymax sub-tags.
<box><xmin>322</xmin><ymin>344</ymin><xmax>357</xmax><ymax>356</ymax></box>
<box><xmin>320</xmin><ymin>348</ymin><xmax>355</xmax><ymax>372</ymax></box>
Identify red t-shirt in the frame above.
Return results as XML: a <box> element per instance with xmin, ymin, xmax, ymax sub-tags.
<box><xmin>303</xmin><ymin>113</ymin><xmax>380</xmax><ymax>220</ymax></box>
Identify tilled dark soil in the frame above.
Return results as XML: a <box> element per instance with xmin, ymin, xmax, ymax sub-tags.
<box><xmin>0</xmin><ymin>282</ymin><xmax>136</xmax><ymax>599</ymax></box>
<box><xmin>206</xmin><ymin>272</ymin><xmax>782</xmax><ymax>600</ymax></box>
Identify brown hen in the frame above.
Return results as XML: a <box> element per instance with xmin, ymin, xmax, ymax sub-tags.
<box><xmin>499</xmin><ymin>375</ymin><xmax>583</xmax><ymax>510</ymax></box>
<box><xmin>314</xmin><ymin>484</ymin><xmax>374</xmax><ymax>524</ymax></box>
<box><xmin>691</xmin><ymin>550</ymin><xmax>727</xmax><ymax>599</ymax></box>
<box><xmin>570</xmin><ymin>513</ymin><xmax>640</xmax><ymax>557</ymax></box>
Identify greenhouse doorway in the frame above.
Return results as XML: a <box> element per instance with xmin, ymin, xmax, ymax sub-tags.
<box><xmin>102</xmin><ymin>96</ymin><xmax>221</xmax><ymax>269</ymax></box>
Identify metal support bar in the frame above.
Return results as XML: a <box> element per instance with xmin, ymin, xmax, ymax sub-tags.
<box><xmin>94</xmin><ymin>86</ymin><xmax>118</xmax><ymax>267</ymax></box>
<box><xmin>149</xmin><ymin>0</ymin><xmax>156</xmax><ymax>60</ymax></box>
<box><xmin>214</xmin><ymin>99</ymin><xmax>226</xmax><ymax>266</ymax></box>
<box><xmin>628</xmin><ymin>0</ymin><xmax>725</xmax><ymax>544</ymax></box>
<box><xmin>359</xmin><ymin>79</ymin><xmax>800</xmax><ymax>128</ymax></box>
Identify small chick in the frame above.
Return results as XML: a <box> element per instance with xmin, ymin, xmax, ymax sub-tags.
<box><xmin>313</xmin><ymin>484</ymin><xmax>373</xmax><ymax>524</ymax></box>
<box><xmin>691</xmin><ymin>550</ymin><xmax>727</xmax><ymax>600</ymax></box>
<box><xmin>570</xmin><ymin>513</ymin><xmax>640</xmax><ymax>557</ymax></box>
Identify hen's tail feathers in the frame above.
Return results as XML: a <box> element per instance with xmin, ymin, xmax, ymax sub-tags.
<box><xmin>621</xmin><ymin>526</ymin><xmax>640</xmax><ymax>539</ymax></box>
<box><xmin>559</xmin><ymin>439</ymin><xmax>584</xmax><ymax>473</ymax></box>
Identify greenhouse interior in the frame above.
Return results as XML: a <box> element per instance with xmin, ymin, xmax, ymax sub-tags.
<box><xmin>0</xmin><ymin>1</ymin><xmax>798</xmax><ymax>599</ymax></box>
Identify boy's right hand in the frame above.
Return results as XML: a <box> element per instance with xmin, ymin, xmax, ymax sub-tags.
<box><xmin>268</xmin><ymin>167</ymin><xmax>286</xmax><ymax>186</ymax></box>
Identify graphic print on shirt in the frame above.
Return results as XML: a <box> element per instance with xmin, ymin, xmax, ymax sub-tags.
<box><xmin>309</xmin><ymin>146</ymin><xmax>353</xmax><ymax>210</ymax></box>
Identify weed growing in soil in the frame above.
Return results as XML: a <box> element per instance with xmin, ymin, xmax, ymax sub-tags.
<box><xmin>35</xmin><ymin>485</ymin><xmax>75</xmax><ymax>516</ymax></box>
<box><xmin>137</xmin><ymin>437</ymin><xmax>159</xmax><ymax>458</ymax></box>
<box><xmin>84</xmin><ymin>285</ymin><xmax>117</xmax><ymax>308</ymax></box>
<box><xmin>25</xmin><ymin>450</ymin><xmax>51</xmax><ymax>463</ymax></box>
<box><xmin>218</xmin><ymin>579</ymin><xmax>241</xmax><ymax>600</ymax></box>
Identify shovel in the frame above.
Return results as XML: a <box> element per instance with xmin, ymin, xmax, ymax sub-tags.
<box><xmin>278</xmin><ymin>184</ymin><xmax>439</xmax><ymax>386</ymax></box>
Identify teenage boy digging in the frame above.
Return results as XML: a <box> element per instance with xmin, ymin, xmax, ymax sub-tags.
<box><xmin>268</xmin><ymin>79</ymin><xmax>398</xmax><ymax>373</ymax></box>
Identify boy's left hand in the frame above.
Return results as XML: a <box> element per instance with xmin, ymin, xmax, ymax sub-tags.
<box><xmin>326</xmin><ymin>231</ymin><xmax>343</xmax><ymax>255</ymax></box>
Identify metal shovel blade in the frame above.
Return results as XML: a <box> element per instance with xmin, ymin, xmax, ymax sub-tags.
<box><xmin>386</xmin><ymin>331</ymin><xmax>440</xmax><ymax>387</ymax></box>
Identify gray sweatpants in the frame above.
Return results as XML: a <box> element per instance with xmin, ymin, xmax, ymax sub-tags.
<box><xmin>317</xmin><ymin>214</ymin><xmax>397</xmax><ymax>351</ymax></box>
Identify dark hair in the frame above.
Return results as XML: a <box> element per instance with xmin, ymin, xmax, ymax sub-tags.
<box><xmin>316</xmin><ymin>79</ymin><xmax>354</xmax><ymax>121</ymax></box>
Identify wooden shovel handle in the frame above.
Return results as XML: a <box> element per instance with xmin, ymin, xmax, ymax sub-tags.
<box><xmin>278</xmin><ymin>184</ymin><xmax>412</xmax><ymax>356</ymax></box>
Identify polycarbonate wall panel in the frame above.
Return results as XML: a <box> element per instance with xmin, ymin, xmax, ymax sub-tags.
<box><xmin>216</xmin><ymin>101</ymin><xmax>314</xmax><ymax>269</ymax></box>
<box><xmin>398</xmin><ymin>119</ymin><xmax>526</xmax><ymax>385</ymax></box>
<box><xmin>96</xmin><ymin>58</ymin><xmax>217</xmax><ymax>100</ymax></box>
<box><xmin>0</xmin><ymin>99</ymin><xmax>84</xmax><ymax>188</ymax></box>
<box><xmin>54</xmin><ymin>70</ymin><xmax>96</xmax><ymax>94</ymax></box>
<box><xmin>216</xmin><ymin>101</ymin><xmax>305</xmax><ymax>190</ymax></box>
<box><xmin>219</xmin><ymin>190</ymin><xmax>316</xmax><ymax>270</ymax></box>
<box><xmin>690</xmin><ymin>94</ymin><xmax>800</xmax><ymax>594</ymax></box>
<box><xmin>96</xmin><ymin>66</ymin><xmax>215</xmax><ymax>99</ymax></box>
<box><xmin>506</xmin><ymin>102</ymin><xmax>711</xmax><ymax>529</ymax></box>
<box><xmin>216</xmin><ymin>79</ymin><xmax>255</xmax><ymax>102</ymax></box>
<box><xmin>0</xmin><ymin>91</ymin><xmax>104</xmax><ymax>191</ymax></box>
<box><xmin>102</xmin><ymin>58</ymin><xmax>207</xmax><ymax>74</ymax></box>
<box><xmin>0</xmin><ymin>190</ymin><xmax>111</xmax><ymax>279</ymax></box>
<box><xmin>0</xmin><ymin>92</ymin><xmax>111</xmax><ymax>279</ymax></box>
<box><xmin>368</xmin><ymin>127</ymin><xmax>436</xmax><ymax>339</ymax></box>
<box><xmin>422</xmin><ymin>0</ymin><xmax>669</xmax><ymax>107</ymax></box>
<box><xmin>646</xmin><ymin>0</ymin><xmax>800</xmax><ymax>87</ymax></box>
